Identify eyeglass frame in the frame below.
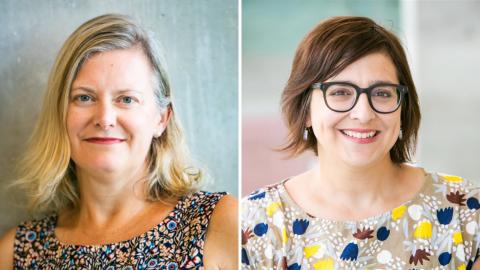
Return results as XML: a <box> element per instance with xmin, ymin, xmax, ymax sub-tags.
<box><xmin>310</xmin><ymin>82</ymin><xmax>408</xmax><ymax>114</ymax></box>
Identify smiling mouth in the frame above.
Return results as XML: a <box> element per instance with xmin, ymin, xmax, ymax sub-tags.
<box><xmin>84</xmin><ymin>137</ymin><xmax>125</xmax><ymax>144</ymax></box>
<box><xmin>341</xmin><ymin>130</ymin><xmax>378</xmax><ymax>139</ymax></box>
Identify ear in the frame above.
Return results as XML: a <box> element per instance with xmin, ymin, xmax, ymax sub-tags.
<box><xmin>154</xmin><ymin>105</ymin><xmax>172</xmax><ymax>138</ymax></box>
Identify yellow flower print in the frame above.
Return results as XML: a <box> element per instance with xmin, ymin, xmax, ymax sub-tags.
<box><xmin>444</xmin><ymin>175</ymin><xmax>463</xmax><ymax>182</ymax></box>
<box><xmin>454</xmin><ymin>232</ymin><xmax>463</xmax><ymax>245</ymax></box>
<box><xmin>458</xmin><ymin>263</ymin><xmax>466</xmax><ymax>270</ymax></box>
<box><xmin>313</xmin><ymin>258</ymin><xmax>334</xmax><ymax>270</ymax></box>
<box><xmin>414</xmin><ymin>220</ymin><xmax>432</xmax><ymax>238</ymax></box>
<box><xmin>305</xmin><ymin>245</ymin><xmax>322</xmax><ymax>258</ymax></box>
<box><xmin>392</xmin><ymin>205</ymin><xmax>407</xmax><ymax>221</ymax></box>
<box><xmin>266</xmin><ymin>202</ymin><xmax>282</xmax><ymax>216</ymax></box>
<box><xmin>282</xmin><ymin>228</ymin><xmax>288</xmax><ymax>244</ymax></box>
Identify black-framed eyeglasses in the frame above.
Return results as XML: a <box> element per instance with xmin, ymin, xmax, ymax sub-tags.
<box><xmin>311</xmin><ymin>82</ymin><xmax>408</xmax><ymax>114</ymax></box>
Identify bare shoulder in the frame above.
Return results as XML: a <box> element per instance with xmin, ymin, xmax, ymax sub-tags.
<box><xmin>0</xmin><ymin>227</ymin><xmax>16</xmax><ymax>269</ymax></box>
<box><xmin>203</xmin><ymin>194</ymin><xmax>239</xmax><ymax>270</ymax></box>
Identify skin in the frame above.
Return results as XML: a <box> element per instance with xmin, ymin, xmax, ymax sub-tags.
<box><xmin>0</xmin><ymin>48</ymin><xmax>238</xmax><ymax>269</ymax></box>
<box><xmin>283</xmin><ymin>53</ymin><xmax>480</xmax><ymax>269</ymax></box>
<box><xmin>285</xmin><ymin>52</ymin><xmax>426</xmax><ymax>221</ymax></box>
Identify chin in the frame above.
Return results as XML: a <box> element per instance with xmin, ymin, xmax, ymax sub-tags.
<box><xmin>342</xmin><ymin>152</ymin><xmax>385</xmax><ymax>168</ymax></box>
<box><xmin>74</xmin><ymin>155</ymin><xmax>127</xmax><ymax>174</ymax></box>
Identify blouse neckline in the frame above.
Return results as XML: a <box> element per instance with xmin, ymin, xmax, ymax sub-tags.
<box><xmin>278</xmin><ymin>169</ymin><xmax>430</xmax><ymax>225</ymax></box>
<box><xmin>48</xmin><ymin>197</ymin><xmax>184</xmax><ymax>249</ymax></box>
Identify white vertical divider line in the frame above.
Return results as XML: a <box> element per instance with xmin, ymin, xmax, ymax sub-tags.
<box><xmin>238</xmin><ymin>0</ymin><xmax>243</xmax><ymax>267</ymax></box>
<box><xmin>400</xmin><ymin>0</ymin><xmax>422</xmax><ymax>166</ymax></box>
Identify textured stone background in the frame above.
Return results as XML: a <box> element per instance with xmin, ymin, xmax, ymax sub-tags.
<box><xmin>0</xmin><ymin>0</ymin><xmax>238</xmax><ymax>236</ymax></box>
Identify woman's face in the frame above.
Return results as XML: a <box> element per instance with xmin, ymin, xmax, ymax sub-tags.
<box><xmin>307</xmin><ymin>52</ymin><xmax>401</xmax><ymax>167</ymax></box>
<box><xmin>67</xmin><ymin>49</ymin><xmax>168</xmax><ymax>175</ymax></box>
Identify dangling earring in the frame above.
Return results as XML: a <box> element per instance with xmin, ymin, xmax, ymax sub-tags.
<box><xmin>398</xmin><ymin>128</ymin><xmax>403</xmax><ymax>141</ymax></box>
<box><xmin>303</xmin><ymin>127</ymin><xmax>309</xmax><ymax>141</ymax></box>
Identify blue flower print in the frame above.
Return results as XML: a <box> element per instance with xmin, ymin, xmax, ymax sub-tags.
<box><xmin>248</xmin><ymin>192</ymin><xmax>266</xmax><ymax>201</ymax></box>
<box><xmin>167</xmin><ymin>220</ymin><xmax>178</xmax><ymax>230</ymax></box>
<box><xmin>254</xmin><ymin>223</ymin><xmax>268</xmax><ymax>237</ymax></box>
<box><xmin>437</xmin><ymin>207</ymin><xmax>453</xmax><ymax>225</ymax></box>
<box><xmin>467</xmin><ymin>197</ymin><xmax>480</xmax><ymax>210</ymax></box>
<box><xmin>292</xmin><ymin>219</ymin><xmax>309</xmax><ymax>235</ymax></box>
<box><xmin>288</xmin><ymin>263</ymin><xmax>301</xmax><ymax>270</ymax></box>
<box><xmin>438</xmin><ymin>252</ymin><xmax>451</xmax><ymax>266</ymax></box>
<box><xmin>26</xmin><ymin>231</ymin><xmax>36</xmax><ymax>242</ymax></box>
<box><xmin>377</xmin><ymin>227</ymin><xmax>390</xmax><ymax>241</ymax></box>
<box><xmin>340</xmin><ymin>242</ymin><xmax>358</xmax><ymax>261</ymax></box>
<box><xmin>166</xmin><ymin>262</ymin><xmax>178</xmax><ymax>270</ymax></box>
<box><xmin>241</xmin><ymin>248</ymin><xmax>249</xmax><ymax>265</ymax></box>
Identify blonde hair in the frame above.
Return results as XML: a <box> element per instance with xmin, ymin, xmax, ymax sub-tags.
<box><xmin>15</xmin><ymin>14</ymin><xmax>206</xmax><ymax>217</ymax></box>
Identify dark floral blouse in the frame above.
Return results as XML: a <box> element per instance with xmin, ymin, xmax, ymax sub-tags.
<box><xmin>13</xmin><ymin>191</ymin><xmax>226</xmax><ymax>269</ymax></box>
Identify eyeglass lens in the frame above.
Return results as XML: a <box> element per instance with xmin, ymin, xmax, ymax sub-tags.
<box><xmin>325</xmin><ymin>84</ymin><xmax>400</xmax><ymax>112</ymax></box>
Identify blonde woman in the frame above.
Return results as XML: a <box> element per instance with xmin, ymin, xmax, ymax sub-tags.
<box><xmin>0</xmin><ymin>14</ymin><xmax>237</xmax><ymax>269</ymax></box>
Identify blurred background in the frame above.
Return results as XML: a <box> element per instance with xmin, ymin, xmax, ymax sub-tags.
<box><xmin>0</xmin><ymin>0</ymin><xmax>238</xmax><ymax>237</ymax></box>
<box><xmin>242</xmin><ymin>0</ymin><xmax>480</xmax><ymax>196</ymax></box>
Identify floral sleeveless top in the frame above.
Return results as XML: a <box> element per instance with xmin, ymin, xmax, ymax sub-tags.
<box><xmin>14</xmin><ymin>191</ymin><xmax>226</xmax><ymax>270</ymax></box>
<box><xmin>241</xmin><ymin>172</ymin><xmax>480</xmax><ymax>270</ymax></box>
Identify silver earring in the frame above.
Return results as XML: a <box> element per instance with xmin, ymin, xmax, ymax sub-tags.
<box><xmin>303</xmin><ymin>127</ymin><xmax>309</xmax><ymax>141</ymax></box>
<box><xmin>399</xmin><ymin>129</ymin><xmax>403</xmax><ymax>141</ymax></box>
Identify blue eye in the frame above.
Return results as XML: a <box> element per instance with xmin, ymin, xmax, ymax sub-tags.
<box><xmin>122</xmin><ymin>97</ymin><xmax>133</xmax><ymax>103</ymax></box>
<box><xmin>79</xmin><ymin>95</ymin><xmax>91</xmax><ymax>102</ymax></box>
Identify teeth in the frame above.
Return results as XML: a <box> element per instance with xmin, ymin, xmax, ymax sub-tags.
<box><xmin>342</xmin><ymin>130</ymin><xmax>377</xmax><ymax>138</ymax></box>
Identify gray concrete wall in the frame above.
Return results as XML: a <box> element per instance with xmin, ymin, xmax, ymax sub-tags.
<box><xmin>0</xmin><ymin>0</ymin><xmax>238</xmax><ymax>236</ymax></box>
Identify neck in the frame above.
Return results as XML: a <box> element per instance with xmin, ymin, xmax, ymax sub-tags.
<box><xmin>71</xmin><ymin>162</ymin><xmax>152</xmax><ymax>226</ymax></box>
<box><xmin>310</xmin><ymin>152</ymin><xmax>402</xmax><ymax>208</ymax></box>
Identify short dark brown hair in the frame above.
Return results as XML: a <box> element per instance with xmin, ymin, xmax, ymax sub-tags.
<box><xmin>281</xmin><ymin>16</ymin><xmax>421</xmax><ymax>163</ymax></box>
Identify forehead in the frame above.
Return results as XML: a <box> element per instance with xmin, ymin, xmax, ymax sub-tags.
<box><xmin>328</xmin><ymin>53</ymin><xmax>399</xmax><ymax>85</ymax></box>
<box><xmin>72</xmin><ymin>48</ymin><xmax>153</xmax><ymax>91</ymax></box>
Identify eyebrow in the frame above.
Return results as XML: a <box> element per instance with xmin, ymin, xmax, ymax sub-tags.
<box><xmin>70</xmin><ymin>86</ymin><xmax>144</xmax><ymax>95</ymax></box>
<box><xmin>330</xmin><ymin>79</ymin><xmax>397</xmax><ymax>85</ymax></box>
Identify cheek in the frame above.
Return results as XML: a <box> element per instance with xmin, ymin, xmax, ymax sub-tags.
<box><xmin>120</xmin><ymin>112</ymin><xmax>157</xmax><ymax>140</ymax></box>
<box><xmin>309</xmin><ymin>103</ymin><xmax>342</xmax><ymax>140</ymax></box>
<box><xmin>66</xmin><ymin>108</ymin><xmax>86</xmax><ymax>137</ymax></box>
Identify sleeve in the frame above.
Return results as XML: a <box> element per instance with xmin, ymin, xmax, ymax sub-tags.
<box><xmin>241</xmin><ymin>189</ymin><xmax>285</xmax><ymax>270</ymax></box>
<box><xmin>462</xmin><ymin>182</ymin><xmax>480</xmax><ymax>268</ymax></box>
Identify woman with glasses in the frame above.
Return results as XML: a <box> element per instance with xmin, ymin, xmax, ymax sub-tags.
<box><xmin>241</xmin><ymin>16</ymin><xmax>480</xmax><ymax>269</ymax></box>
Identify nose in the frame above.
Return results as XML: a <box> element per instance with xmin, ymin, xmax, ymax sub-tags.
<box><xmin>93</xmin><ymin>101</ymin><xmax>116</xmax><ymax>130</ymax></box>
<box><xmin>349</xmin><ymin>93</ymin><xmax>376</xmax><ymax>123</ymax></box>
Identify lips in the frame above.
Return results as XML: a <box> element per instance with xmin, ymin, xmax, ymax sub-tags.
<box><xmin>84</xmin><ymin>137</ymin><xmax>125</xmax><ymax>145</ymax></box>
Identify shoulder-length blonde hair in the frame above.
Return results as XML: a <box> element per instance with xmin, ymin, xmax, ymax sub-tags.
<box><xmin>15</xmin><ymin>14</ymin><xmax>206</xmax><ymax>217</ymax></box>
